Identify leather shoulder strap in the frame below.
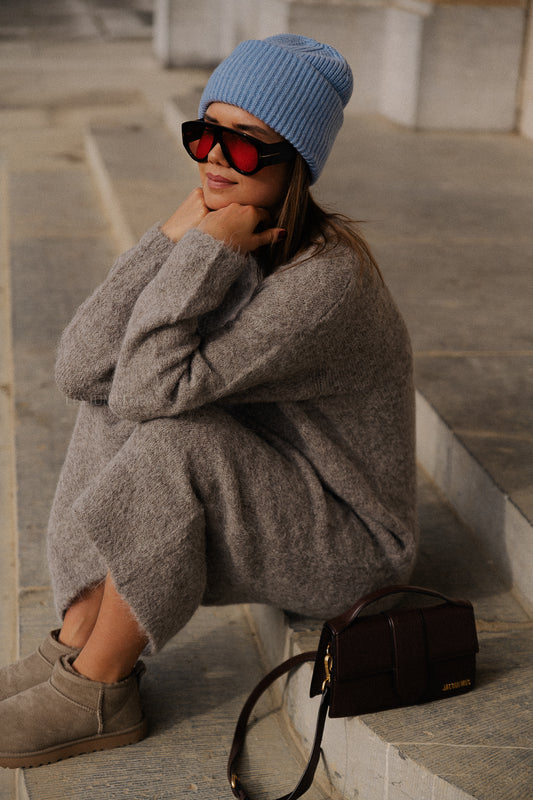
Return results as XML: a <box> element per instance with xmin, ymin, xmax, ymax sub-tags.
<box><xmin>228</xmin><ymin>651</ymin><xmax>324</xmax><ymax>800</ymax></box>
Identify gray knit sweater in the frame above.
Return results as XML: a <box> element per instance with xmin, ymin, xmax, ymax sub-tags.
<box><xmin>51</xmin><ymin>225</ymin><xmax>417</xmax><ymax>647</ymax></box>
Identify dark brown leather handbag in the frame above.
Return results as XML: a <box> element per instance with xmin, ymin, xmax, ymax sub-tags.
<box><xmin>228</xmin><ymin>585</ymin><xmax>479</xmax><ymax>800</ymax></box>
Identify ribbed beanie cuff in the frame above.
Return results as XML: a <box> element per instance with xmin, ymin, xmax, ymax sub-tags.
<box><xmin>198</xmin><ymin>35</ymin><xmax>353</xmax><ymax>184</ymax></box>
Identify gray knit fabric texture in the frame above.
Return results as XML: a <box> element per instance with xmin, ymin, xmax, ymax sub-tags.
<box><xmin>49</xmin><ymin>227</ymin><xmax>417</xmax><ymax>653</ymax></box>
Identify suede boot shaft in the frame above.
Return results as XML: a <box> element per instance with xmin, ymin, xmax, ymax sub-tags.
<box><xmin>0</xmin><ymin>630</ymin><xmax>80</xmax><ymax>701</ymax></box>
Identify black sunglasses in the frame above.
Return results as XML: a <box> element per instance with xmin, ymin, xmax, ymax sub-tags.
<box><xmin>181</xmin><ymin>119</ymin><xmax>295</xmax><ymax>175</ymax></box>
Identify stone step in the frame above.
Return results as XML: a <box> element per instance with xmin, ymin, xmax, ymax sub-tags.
<box><xmin>84</xmin><ymin>114</ymin><xmax>199</xmax><ymax>252</ymax></box>
<box><xmin>0</xmin><ymin>152</ymin><xmax>18</xmax><ymax>800</ymax></box>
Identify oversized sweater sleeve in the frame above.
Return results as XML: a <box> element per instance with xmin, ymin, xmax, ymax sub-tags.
<box><xmin>54</xmin><ymin>225</ymin><xmax>175</xmax><ymax>402</ymax></box>
<box><xmin>107</xmin><ymin>228</ymin><xmax>358</xmax><ymax>422</ymax></box>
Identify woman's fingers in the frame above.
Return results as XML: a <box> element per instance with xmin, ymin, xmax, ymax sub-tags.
<box><xmin>197</xmin><ymin>204</ymin><xmax>282</xmax><ymax>253</ymax></box>
<box><xmin>253</xmin><ymin>226</ymin><xmax>287</xmax><ymax>249</ymax></box>
<box><xmin>160</xmin><ymin>187</ymin><xmax>210</xmax><ymax>242</ymax></box>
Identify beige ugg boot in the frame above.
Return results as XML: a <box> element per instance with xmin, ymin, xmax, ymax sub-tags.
<box><xmin>0</xmin><ymin>656</ymin><xmax>147</xmax><ymax>768</ymax></box>
<box><xmin>0</xmin><ymin>630</ymin><xmax>80</xmax><ymax>701</ymax></box>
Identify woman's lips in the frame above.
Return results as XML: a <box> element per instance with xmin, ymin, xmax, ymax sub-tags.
<box><xmin>206</xmin><ymin>172</ymin><xmax>236</xmax><ymax>189</ymax></box>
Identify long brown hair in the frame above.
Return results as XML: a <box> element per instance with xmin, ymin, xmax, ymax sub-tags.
<box><xmin>265</xmin><ymin>154</ymin><xmax>381</xmax><ymax>279</ymax></box>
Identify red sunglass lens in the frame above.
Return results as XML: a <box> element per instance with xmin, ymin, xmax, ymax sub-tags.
<box><xmin>190</xmin><ymin>129</ymin><xmax>214</xmax><ymax>160</ymax></box>
<box><xmin>224</xmin><ymin>133</ymin><xmax>259</xmax><ymax>172</ymax></box>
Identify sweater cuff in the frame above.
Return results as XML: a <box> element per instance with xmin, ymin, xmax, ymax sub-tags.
<box><xmin>121</xmin><ymin>223</ymin><xmax>176</xmax><ymax>276</ymax></box>
<box><xmin>154</xmin><ymin>228</ymin><xmax>249</xmax><ymax>303</ymax></box>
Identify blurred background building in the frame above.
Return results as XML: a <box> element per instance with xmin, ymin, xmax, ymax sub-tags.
<box><xmin>153</xmin><ymin>0</ymin><xmax>533</xmax><ymax>136</ymax></box>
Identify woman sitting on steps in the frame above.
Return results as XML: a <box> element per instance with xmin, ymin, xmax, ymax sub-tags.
<box><xmin>0</xmin><ymin>33</ymin><xmax>417</xmax><ymax>768</ymax></box>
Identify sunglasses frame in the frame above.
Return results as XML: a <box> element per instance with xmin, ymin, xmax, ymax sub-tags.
<box><xmin>182</xmin><ymin>119</ymin><xmax>295</xmax><ymax>175</ymax></box>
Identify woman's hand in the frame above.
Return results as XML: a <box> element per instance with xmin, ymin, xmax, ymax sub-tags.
<box><xmin>198</xmin><ymin>203</ymin><xmax>285</xmax><ymax>253</ymax></box>
<box><xmin>161</xmin><ymin>188</ymin><xmax>285</xmax><ymax>253</ymax></box>
<box><xmin>160</xmin><ymin>188</ymin><xmax>210</xmax><ymax>242</ymax></box>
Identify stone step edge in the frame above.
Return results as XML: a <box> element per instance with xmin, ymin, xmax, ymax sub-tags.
<box><xmin>0</xmin><ymin>158</ymin><xmax>18</xmax><ymax>662</ymax></box>
<box><xmin>84</xmin><ymin>128</ymin><xmax>137</xmax><ymax>254</ymax></box>
<box><xmin>84</xmin><ymin>114</ymin><xmax>533</xmax><ymax>613</ymax></box>
<box><xmin>416</xmin><ymin>392</ymin><xmax>533</xmax><ymax>612</ymax></box>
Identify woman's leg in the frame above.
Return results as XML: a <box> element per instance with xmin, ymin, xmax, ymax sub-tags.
<box><xmin>52</xmin><ymin>404</ymin><xmax>408</xmax><ymax>660</ymax></box>
<box><xmin>58</xmin><ymin>580</ymin><xmax>105</xmax><ymax>649</ymax></box>
<box><xmin>65</xmin><ymin>405</ymin><xmax>399</xmax><ymax>657</ymax></box>
<box><xmin>0</xmin><ymin>405</ymin><xmax>145</xmax><ymax>704</ymax></box>
<box><xmin>70</xmin><ymin>573</ymin><xmax>148</xmax><ymax>683</ymax></box>
<box><xmin>47</xmin><ymin>404</ymin><xmax>138</xmax><ymax>630</ymax></box>
<box><xmin>1</xmin><ymin>572</ymin><xmax>107</xmax><ymax>703</ymax></box>
<box><xmin>0</xmin><ymin>575</ymin><xmax>147</xmax><ymax>768</ymax></box>
<box><xmin>59</xmin><ymin>573</ymin><xmax>147</xmax><ymax>683</ymax></box>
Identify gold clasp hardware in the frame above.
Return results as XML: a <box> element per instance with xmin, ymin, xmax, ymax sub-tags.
<box><xmin>231</xmin><ymin>773</ymin><xmax>238</xmax><ymax>790</ymax></box>
<box><xmin>321</xmin><ymin>644</ymin><xmax>332</xmax><ymax>692</ymax></box>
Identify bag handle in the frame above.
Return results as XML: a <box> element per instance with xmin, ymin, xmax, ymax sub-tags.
<box><xmin>228</xmin><ymin>650</ymin><xmax>322</xmax><ymax>800</ymax></box>
<box><xmin>326</xmin><ymin>584</ymin><xmax>468</xmax><ymax>634</ymax></box>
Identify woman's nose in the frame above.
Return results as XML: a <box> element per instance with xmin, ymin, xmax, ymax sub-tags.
<box><xmin>207</xmin><ymin>142</ymin><xmax>229</xmax><ymax>167</ymax></box>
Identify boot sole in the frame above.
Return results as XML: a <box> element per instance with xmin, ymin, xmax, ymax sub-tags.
<box><xmin>0</xmin><ymin>717</ymin><xmax>148</xmax><ymax>769</ymax></box>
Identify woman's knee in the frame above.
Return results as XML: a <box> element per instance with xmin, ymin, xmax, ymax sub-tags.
<box><xmin>133</xmin><ymin>406</ymin><xmax>249</xmax><ymax>466</ymax></box>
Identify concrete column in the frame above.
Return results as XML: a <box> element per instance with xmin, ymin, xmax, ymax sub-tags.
<box><xmin>153</xmin><ymin>0</ymin><xmax>236</xmax><ymax>67</ymax></box>
<box><xmin>247</xmin><ymin>0</ymin><xmax>292</xmax><ymax>39</ymax></box>
<box><xmin>153</xmin><ymin>0</ymin><xmax>293</xmax><ymax>66</ymax></box>
<box><xmin>380</xmin><ymin>1</ymin><xmax>431</xmax><ymax>126</ymax></box>
<box><xmin>416</xmin><ymin>2</ymin><xmax>526</xmax><ymax>131</ymax></box>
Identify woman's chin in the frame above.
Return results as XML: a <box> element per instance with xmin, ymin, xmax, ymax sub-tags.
<box><xmin>202</xmin><ymin>190</ymin><xmax>235</xmax><ymax>211</ymax></box>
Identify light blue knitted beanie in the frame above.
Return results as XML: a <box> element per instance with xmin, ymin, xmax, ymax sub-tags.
<box><xmin>198</xmin><ymin>34</ymin><xmax>353</xmax><ymax>184</ymax></box>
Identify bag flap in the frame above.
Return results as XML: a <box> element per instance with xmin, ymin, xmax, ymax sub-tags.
<box><xmin>334</xmin><ymin>615</ymin><xmax>394</xmax><ymax>680</ymax></box>
<box><xmin>422</xmin><ymin>602</ymin><xmax>479</xmax><ymax>659</ymax></box>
